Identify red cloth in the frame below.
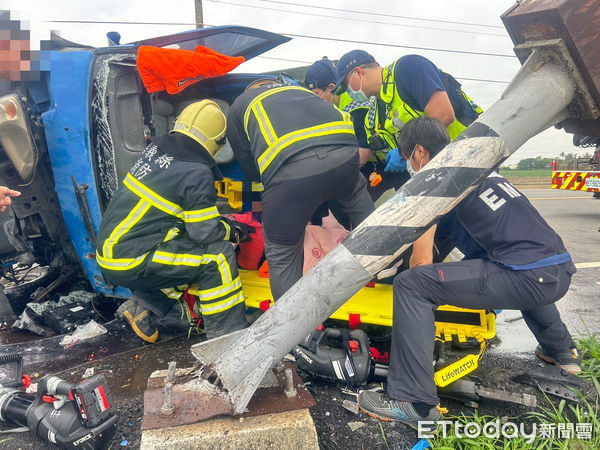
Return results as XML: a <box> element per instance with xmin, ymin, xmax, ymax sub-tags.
<box><xmin>231</xmin><ymin>213</ymin><xmax>264</xmax><ymax>270</ymax></box>
<box><xmin>137</xmin><ymin>45</ymin><xmax>245</xmax><ymax>94</ymax></box>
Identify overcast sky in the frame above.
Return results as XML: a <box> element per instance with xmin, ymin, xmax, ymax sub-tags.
<box><xmin>1</xmin><ymin>0</ymin><xmax>587</xmax><ymax>165</ymax></box>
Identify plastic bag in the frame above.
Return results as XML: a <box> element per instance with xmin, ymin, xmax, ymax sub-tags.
<box><xmin>59</xmin><ymin>319</ymin><xmax>107</xmax><ymax>348</ymax></box>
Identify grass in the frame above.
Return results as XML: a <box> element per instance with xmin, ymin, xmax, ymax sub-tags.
<box><xmin>426</xmin><ymin>333</ymin><xmax>600</xmax><ymax>449</ymax></box>
<box><xmin>575</xmin><ymin>333</ymin><xmax>600</xmax><ymax>380</ymax></box>
<box><xmin>499</xmin><ymin>169</ymin><xmax>552</xmax><ymax>178</ymax></box>
<box><xmin>379</xmin><ymin>422</ymin><xmax>390</xmax><ymax>450</ymax></box>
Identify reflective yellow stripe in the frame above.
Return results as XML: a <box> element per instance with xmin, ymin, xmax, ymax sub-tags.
<box><xmin>220</xmin><ymin>220</ymin><xmax>231</xmax><ymax>241</ymax></box>
<box><xmin>124</xmin><ymin>173</ymin><xmax>182</xmax><ymax>216</ymax></box>
<box><xmin>196</xmin><ymin>276</ymin><xmax>242</xmax><ymax>301</ymax></box>
<box><xmin>102</xmin><ymin>200</ymin><xmax>151</xmax><ymax>259</ymax></box>
<box><xmin>96</xmin><ymin>251</ymin><xmax>148</xmax><ymax>271</ymax></box>
<box><xmin>183</xmin><ymin>206</ymin><xmax>219</xmax><ymax>222</ymax></box>
<box><xmin>243</xmin><ymin>86</ymin><xmax>311</xmax><ymax>135</ymax></box>
<box><xmin>253</xmin><ymin>102</ymin><xmax>277</xmax><ymax>145</ymax></box>
<box><xmin>200</xmin><ymin>292</ymin><xmax>245</xmax><ymax>316</ymax></box>
<box><xmin>560</xmin><ymin>173</ymin><xmax>577</xmax><ymax>190</ymax></box>
<box><xmin>161</xmin><ymin>288</ymin><xmax>183</xmax><ymax>300</ymax></box>
<box><xmin>124</xmin><ymin>174</ymin><xmax>219</xmax><ymax>223</ymax></box>
<box><xmin>252</xmin><ymin>182</ymin><xmax>264</xmax><ymax>192</ymax></box>
<box><xmin>163</xmin><ymin>227</ymin><xmax>180</xmax><ymax>243</ymax></box>
<box><xmin>257</xmin><ymin>120</ymin><xmax>355</xmax><ymax>174</ymax></box>
<box><xmin>151</xmin><ymin>252</ymin><xmax>233</xmax><ymax>284</ymax></box>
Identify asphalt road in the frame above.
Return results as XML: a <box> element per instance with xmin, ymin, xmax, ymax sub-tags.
<box><xmin>491</xmin><ymin>188</ymin><xmax>600</xmax><ymax>355</ymax></box>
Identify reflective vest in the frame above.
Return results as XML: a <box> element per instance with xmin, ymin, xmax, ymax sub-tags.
<box><xmin>339</xmin><ymin>93</ymin><xmax>390</xmax><ymax>163</ymax></box>
<box><xmin>241</xmin><ymin>85</ymin><xmax>357</xmax><ymax>185</ymax></box>
<box><xmin>338</xmin><ymin>92</ymin><xmax>353</xmax><ymax>112</ymax></box>
<box><xmin>365</xmin><ymin>59</ymin><xmax>482</xmax><ymax>150</ymax></box>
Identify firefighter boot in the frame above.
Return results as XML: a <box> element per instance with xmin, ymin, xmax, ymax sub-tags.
<box><xmin>116</xmin><ymin>298</ymin><xmax>159</xmax><ymax>343</ymax></box>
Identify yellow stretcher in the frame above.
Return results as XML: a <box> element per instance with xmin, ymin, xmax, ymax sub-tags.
<box><xmin>208</xmin><ymin>178</ymin><xmax>496</xmax><ymax>385</ymax></box>
<box><xmin>191</xmin><ymin>269</ymin><xmax>496</xmax><ymax>387</ymax></box>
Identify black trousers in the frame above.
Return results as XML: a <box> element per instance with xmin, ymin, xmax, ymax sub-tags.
<box><xmin>261</xmin><ymin>146</ymin><xmax>374</xmax><ymax>300</ymax></box>
<box><xmin>360</xmin><ymin>160</ymin><xmax>410</xmax><ymax>202</ymax></box>
<box><xmin>387</xmin><ymin>259</ymin><xmax>576</xmax><ymax>405</ymax></box>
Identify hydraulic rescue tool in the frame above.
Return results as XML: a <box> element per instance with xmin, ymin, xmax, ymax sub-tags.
<box><xmin>0</xmin><ymin>354</ymin><xmax>117</xmax><ymax>449</ymax></box>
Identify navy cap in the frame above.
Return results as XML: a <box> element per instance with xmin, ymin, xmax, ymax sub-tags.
<box><xmin>332</xmin><ymin>49</ymin><xmax>376</xmax><ymax>93</ymax></box>
<box><xmin>304</xmin><ymin>57</ymin><xmax>337</xmax><ymax>90</ymax></box>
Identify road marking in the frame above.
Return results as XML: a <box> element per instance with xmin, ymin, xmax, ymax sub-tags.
<box><xmin>575</xmin><ymin>262</ymin><xmax>600</xmax><ymax>269</ymax></box>
<box><xmin>528</xmin><ymin>196</ymin><xmax>595</xmax><ymax>200</ymax></box>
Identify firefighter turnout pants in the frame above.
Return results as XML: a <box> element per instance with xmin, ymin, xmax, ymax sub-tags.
<box><xmin>262</xmin><ymin>146</ymin><xmax>375</xmax><ymax>300</ymax></box>
<box><xmin>387</xmin><ymin>259</ymin><xmax>576</xmax><ymax>406</ymax></box>
<box><xmin>101</xmin><ymin>238</ymin><xmax>247</xmax><ymax>338</ymax></box>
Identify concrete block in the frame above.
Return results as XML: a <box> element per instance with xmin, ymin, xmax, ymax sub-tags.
<box><xmin>140</xmin><ymin>408</ymin><xmax>318</xmax><ymax>450</ymax></box>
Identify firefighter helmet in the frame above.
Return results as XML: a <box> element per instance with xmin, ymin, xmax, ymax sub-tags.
<box><xmin>171</xmin><ymin>100</ymin><xmax>227</xmax><ymax>157</ymax></box>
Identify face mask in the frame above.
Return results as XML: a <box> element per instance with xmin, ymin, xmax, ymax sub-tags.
<box><xmin>318</xmin><ymin>87</ymin><xmax>334</xmax><ymax>103</ymax></box>
<box><xmin>347</xmin><ymin>71</ymin><xmax>368</xmax><ymax>103</ymax></box>
<box><xmin>406</xmin><ymin>145</ymin><xmax>423</xmax><ymax>177</ymax></box>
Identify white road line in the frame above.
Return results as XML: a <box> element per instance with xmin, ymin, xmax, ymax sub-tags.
<box><xmin>529</xmin><ymin>196</ymin><xmax>595</xmax><ymax>200</ymax></box>
<box><xmin>574</xmin><ymin>262</ymin><xmax>600</xmax><ymax>269</ymax></box>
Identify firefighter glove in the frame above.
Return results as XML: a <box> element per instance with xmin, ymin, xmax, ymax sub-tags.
<box><xmin>222</xmin><ymin>217</ymin><xmax>256</xmax><ymax>243</ymax></box>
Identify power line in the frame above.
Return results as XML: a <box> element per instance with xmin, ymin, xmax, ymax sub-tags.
<box><xmin>204</xmin><ymin>0</ymin><xmax>507</xmax><ymax>37</ymax></box>
<box><xmin>283</xmin><ymin>32</ymin><xmax>515</xmax><ymax>58</ymax></box>
<box><xmin>255</xmin><ymin>0</ymin><xmax>505</xmax><ymax>29</ymax></box>
<box><xmin>39</xmin><ymin>18</ymin><xmax>516</xmax><ymax>58</ymax></box>
<box><xmin>256</xmin><ymin>55</ymin><xmax>510</xmax><ymax>83</ymax></box>
<box><xmin>40</xmin><ymin>18</ymin><xmax>512</xmax><ymax>82</ymax></box>
<box><xmin>454</xmin><ymin>76</ymin><xmax>508</xmax><ymax>85</ymax></box>
<box><xmin>43</xmin><ymin>19</ymin><xmax>196</xmax><ymax>26</ymax></box>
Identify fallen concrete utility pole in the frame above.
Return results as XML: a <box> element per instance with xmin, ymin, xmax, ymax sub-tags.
<box><xmin>185</xmin><ymin>0</ymin><xmax>600</xmax><ymax>417</ymax></box>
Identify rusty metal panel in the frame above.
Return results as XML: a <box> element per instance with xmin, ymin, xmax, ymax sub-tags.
<box><xmin>502</xmin><ymin>0</ymin><xmax>600</xmax><ymax>133</ymax></box>
<box><xmin>141</xmin><ymin>363</ymin><xmax>315</xmax><ymax>431</ymax></box>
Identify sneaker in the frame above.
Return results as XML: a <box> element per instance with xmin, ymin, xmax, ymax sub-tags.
<box><xmin>116</xmin><ymin>298</ymin><xmax>158</xmax><ymax>343</ymax></box>
<box><xmin>535</xmin><ymin>345</ymin><xmax>581</xmax><ymax>374</ymax></box>
<box><xmin>357</xmin><ymin>391</ymin><xmax>446</xmax><ymax>430</ymax></box>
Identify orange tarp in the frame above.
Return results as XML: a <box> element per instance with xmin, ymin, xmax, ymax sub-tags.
<box><xmin>137</xmin><ymin>45</ymin><xmax>245</xmax><ymax>94</ymax></box>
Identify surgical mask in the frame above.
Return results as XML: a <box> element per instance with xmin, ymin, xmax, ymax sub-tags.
<box><xmin>318</xmin><ymin>87</ymin><xmax>334</xmax><ymax>103</ymax></box>
<box><xmin>347</xmin><ymin>71</ymin><xmax>368</xmax><ymax>103</ymax></box>
<box><xmin>406</xmin><ymin>145</ymin><xmax>423</xmax><ymax>177</ymax></box>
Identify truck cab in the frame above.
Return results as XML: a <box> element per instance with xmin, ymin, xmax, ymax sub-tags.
<box><xmin>0</xmin><ymin>26</ymin><xmax>289</xmax><ymax>309</ymax></box>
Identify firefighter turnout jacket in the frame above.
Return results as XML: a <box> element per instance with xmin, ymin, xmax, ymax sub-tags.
<box><xmin>226</xmin><ymin>85</ymin><xmax>358</xmax><ymax>185</ymax></box>
<box><xmin>96</xmin><ymin>133</ymin><xmax>231</xmax><ymax>271</ymax></box>
<box><xmin>96</xmin><ymin>133</ymin><xmax>247</xmax><ymax>338</ymax></box>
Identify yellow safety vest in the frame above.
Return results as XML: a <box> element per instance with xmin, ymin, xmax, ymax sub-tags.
<box><xmin>366</xmin><ymin>59</ymin><xmax>482</xmax><ymax>149</ymax></box>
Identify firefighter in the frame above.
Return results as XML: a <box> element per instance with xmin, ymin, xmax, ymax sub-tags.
<box><xmin>96</xmin><ymin>100</ymin><xmax>250</xmax><ymax>342</ymax></box>
<box><xmin>227</xmin><ymin>82</ymin><xmax>375</xmax><ymax>301</ymax></box>
<box><xmin>332</xmin><ymin>50</ymin><xmax>483</xmax><ymax>197</ymax></box>
<box><xmin>358</xmin><ymin>117</ymin><xmax>580</xmax><ymax>428</ymax></box>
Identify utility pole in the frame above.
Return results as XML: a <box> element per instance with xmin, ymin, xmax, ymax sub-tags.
<box><xmin>195</xmin><ymin>0</ymin><xmax>204</xmax><ymax>28</ymax></box>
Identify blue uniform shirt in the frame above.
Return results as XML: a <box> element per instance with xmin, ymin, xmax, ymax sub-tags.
<box><xmin>436</xmin><ymin>174</ymin><xmax>571</xmax><ymax>270</ymax></box>
<box><xmin>394</xmin><ymin>54</ymin><xmax>473</xmax><ymax>123</ymax></box>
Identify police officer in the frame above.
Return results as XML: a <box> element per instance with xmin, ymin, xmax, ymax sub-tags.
<box><xmin>227</xmin><ymin>82</ymin><xmax>374</xmax><ymax>300</ymax></box>
<box><xmin>357</xmin><ymin>117</ymin><xmax>580</xmax><ymax>428</ymax></box>
<box><xmin>96</xmin><ymin>101</ymin><xmax>249</xmax><ymax>342</ymax></box>
<box><xmin>332</xmin><ymin>50</ymin><xmax>482</xmax><ymax>193</ymax></box>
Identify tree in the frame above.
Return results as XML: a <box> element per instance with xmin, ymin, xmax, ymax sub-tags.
<box><xmin>517</xmin><ymin>156</ymin><xmax>553</xmax><ymax>170</ymax></box>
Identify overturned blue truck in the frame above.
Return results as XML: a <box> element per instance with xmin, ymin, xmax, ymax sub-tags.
<box><xmin>0</xmin><ymin>26</ymin><xmax>291</xmax><ymax>318</ymax></box>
